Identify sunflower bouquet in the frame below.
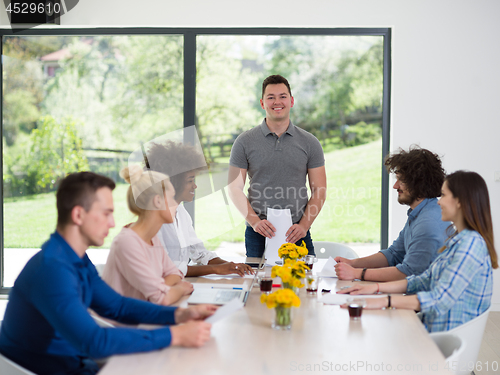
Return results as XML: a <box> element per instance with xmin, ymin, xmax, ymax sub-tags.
<box><xmin>278</xmin><ymin>241</ymin><xmax>309</xmax><ymax>261</ymax></box>
<box><xmin>260</xmin><ymin>288</ymin><xmax>301</xmax><ymax>329</ymax></box>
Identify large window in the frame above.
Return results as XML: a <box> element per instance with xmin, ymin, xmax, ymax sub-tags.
<box><xmin>1</xmin><ymin>28</ymin><xmax>391</xmax><ymax>293</ymax></box>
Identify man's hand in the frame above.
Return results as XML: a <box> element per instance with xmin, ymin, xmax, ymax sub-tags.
<box><xmin>285</xmin><ymin>223</ymin><xmax>307</xmax><ymax>244</ymax></box>
<box><xmin>214</xmin><ymin>262</ymin><xmax>253</xmax><ymax>276</ymax></box>
<box><xmin>334</xmin><ymin>256</ymin><xmax>353</xmax><ymax>265</ymax></box>
<box><xmin>170</xmin><ymin>321</ymin><xmax>212</xmax><ymax>347</ymax></box>
<box><xmin>252</xmin><ymin>219</ymin><xmax>276</xmax><ymax>239</ymax></box>
<box><xmin>334</xmin><ymin>262</ymin><xmax>361</xmax><ymax>280</ymax></box>
<box><xmin>175</xmin><ymin>305</ymin><xmax>218</xmax><ymax>324</ymax></box>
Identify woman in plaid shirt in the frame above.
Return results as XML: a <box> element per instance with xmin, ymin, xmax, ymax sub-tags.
<box><xmin>339</xmin><ymin>170</ymin><xmax>497</xmax><ymax>332</ymax></box>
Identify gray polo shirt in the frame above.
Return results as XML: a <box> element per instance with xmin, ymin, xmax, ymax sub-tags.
<box><xmin>229</xmin><ymin>119</ymin><xmax>325</xmax><ymax>224</ymax></box>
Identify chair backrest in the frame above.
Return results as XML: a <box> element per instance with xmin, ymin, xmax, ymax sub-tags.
<box><xmin>0</xmin><ymin>353</ymin><xmax>37</xmax><ymax>375</ymax></box>
<box><xmin>94</xmin><ymin>263</ymin><xmax>106</xmax><ymax>276</ymax></box>
<box><xmin>0</xmin><ymin>323</ymin><xmax>37</xmax><ymax>375</ymax></box>
<box><xmin>91</xmin><ymin>314</ymin><xmax>115</xmax><ymax>328</ymax></box>
<box><xmin>430</xmin><ymin>306</ymin><xmax>490</xmax><ymax>375</ymax></box>
<box><xmin>313</xmin><ymin>241</ymin><xmax>359</xmax><ymax>259</ymax></box>
<box><xmin>430</xmin><ymin>333</ymin><xmax>465</xmax><ymax>374</ymax></box>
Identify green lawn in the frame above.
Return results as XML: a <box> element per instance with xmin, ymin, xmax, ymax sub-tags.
<box><xmin>3</xmin><ymin>184</ymin><xmax>135</xmax><ymax>249</ymax></box>
<box><xmin>3</xmin><ymin>139</ymin><xmax>381</xmax><ymax>249</ymax></box>
<box><xmin>197</xmin><ymin>139</ymin><xmax>382</xmax><ymax>249</ymax></box>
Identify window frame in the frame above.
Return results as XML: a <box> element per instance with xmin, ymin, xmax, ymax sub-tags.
<box><xmin>0</xmin><ymin>27</ymin><xmax>391</xmax><ymax>294</ymax></box>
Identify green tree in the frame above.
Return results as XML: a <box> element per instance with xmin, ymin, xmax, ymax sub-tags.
<box><xmin>196</xmin><ymin>36</ymin><xmax>262</xmax><ymax>161</ymax></box>
<box><xmin>2</xmin><ymin>36</ymin><xmax>68</xmax><ymax>146</ymax></box>
<box><xmin>27</xmin><ymin>116</ymin><xmax>89</xmax><ymax>192</ymax></box>
<box><xmin>263</xmin><ymin>36</ymin><xmax>383</xmax><ymax>144</ymax></box>
<box><xmin>108</xmin><ymin>35</ymin><xmax>184</xmax><ymax>147</ymax></box>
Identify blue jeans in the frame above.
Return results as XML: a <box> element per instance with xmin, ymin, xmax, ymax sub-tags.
<box><xmin>245</xmin><ymin>226</ymin><xmax>315</xmax><ymax>258</ymax></box>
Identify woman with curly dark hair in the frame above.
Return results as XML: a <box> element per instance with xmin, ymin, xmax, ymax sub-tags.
<box><xmin>339</xmin><ymin>171</ymin><xmax>497</xmax><ymax>333</ymax></box>
<box><xmin>335</xmin><ymin>146</ymin><xmax>450</xmax><ymax>282</ymax></box>
<box><xmin>147</xmin><ymin>140</ymin><xmax>253</xmax><ymax>277</ymax></box>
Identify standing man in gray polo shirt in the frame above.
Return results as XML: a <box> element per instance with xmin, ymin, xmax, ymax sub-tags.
<box><xmin>228</xmin><ymin>75</ymin><xmax>327</xmax><ymax>257</ymax></box>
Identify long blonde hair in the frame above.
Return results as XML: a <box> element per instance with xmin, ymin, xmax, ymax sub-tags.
<box><xmin>120</xmin><ymin>165</ymin><xmax>171</xmax><ymax>216</ymax></box>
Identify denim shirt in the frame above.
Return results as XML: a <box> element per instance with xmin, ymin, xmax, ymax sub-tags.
<box><xmin>0</xmin><ymin>231</ymin><xmax>178</xmax><ymax>375</ymax></box>
<box><xmin>407</xmin><ymin>229</ymin><xmax>492</xmax><ymax>332</ymax></box>
<box><xmin>380</xmin><ymin>198</ymin><xmax>450</xmax><ymax>276</ymax></box>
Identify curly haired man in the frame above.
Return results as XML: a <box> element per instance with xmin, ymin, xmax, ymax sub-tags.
<box><xmin>335</xmin><ymin>146</ymin><xmax>450</xmax><ymax>281</ymax></box>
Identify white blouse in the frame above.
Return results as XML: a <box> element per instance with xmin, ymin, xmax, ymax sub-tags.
<box><xmin>157</xmin><ymin>204</ymin><xmax>218</xmax><ymax>275</ymax></box>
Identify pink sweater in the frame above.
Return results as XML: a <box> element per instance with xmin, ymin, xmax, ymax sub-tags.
<box><xmin>102</xmin><ymin>226</ymin><xmax>183</xmax><ymax>304</ymax></box>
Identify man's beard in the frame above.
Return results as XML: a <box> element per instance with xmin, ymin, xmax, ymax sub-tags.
<box><xmin>397</xmin><ymin>191</ymin><xmax>415</xmax><ymax>206</ymax></box>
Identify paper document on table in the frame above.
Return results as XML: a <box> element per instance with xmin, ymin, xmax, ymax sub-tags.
<box><xmin>201</xmin><ymin>273</ymin><xmax>256</xmax><ymax>280</ymax></box>
<box><xmin>320</xmin><ymin>293</ymin><xmax>388</xmax><ymax>305</ymax></box>
<box><xmin>205</xmin><ymin>298</ymin><xmax>244</xmax><ymax>324</ymax></box>
<box><xmin>317</xmin><ymin>256</ymin><xmax>337</xmax><ymax>277</ymax></box>
<box><xmin>265</xmin><ymin>208</ymin><xmax>292</xmax><ymax>266</ymax></box>
<box><xmin>191</xmin><ymin>283</ymin><xmax>248</xmax><ymax>290</ymax></box>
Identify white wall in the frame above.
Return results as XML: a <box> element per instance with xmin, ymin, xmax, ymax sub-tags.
<box><xmin>2</xmin><ymin>0</ymin><xmax>500</xmax><ymax>309</ymax></box>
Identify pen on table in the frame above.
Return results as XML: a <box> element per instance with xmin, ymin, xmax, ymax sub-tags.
<box><xmin>210</xmin><ymin>286</ymin><xmax>243</xmax><ymax>290</ymax></box>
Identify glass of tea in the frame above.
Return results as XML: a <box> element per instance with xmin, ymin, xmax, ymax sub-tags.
<box><xmin>304</xmin><ymin>255</ymin><xmax>317</xmax><ymax>271</ymax></box>
<box><xmin>305</xmin><ymin>272</ymin><xmax>319</xmax><ymax>295</ymax></box>
<box><xmin>347</xmin><ymin>298</ymin><xmax>366</xmax><ymax>319</ymax></box>
<box><xmin>259</xmin><ymin>276</ymin><xmax>273</xmax><ymax>294</ymax></box>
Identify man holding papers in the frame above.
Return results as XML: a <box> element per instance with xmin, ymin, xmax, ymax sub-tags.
<box><xmin>335</xmin><ymin>147</ymin><xmax>450</xmax><ymax>282</ymax></box>
<box><xmin>228</xmin><ymin>75</ymin><xmax>326</xmax><ymax>257</ymax></box>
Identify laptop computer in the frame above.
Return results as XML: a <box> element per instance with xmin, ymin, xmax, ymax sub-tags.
<box><xmin>187</xmin><ymin>255</ymin><xmax>264</xmax><ymax>306</ymax></box>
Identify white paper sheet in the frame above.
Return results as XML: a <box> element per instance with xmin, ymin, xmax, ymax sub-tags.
<box><xmin>317</xmin><ymin>256</ymin><xmax>338</xmax><ymax>277</ymax></box>
<box><xmin>265</xmin><ymin>208</ymin><xmax>292</xmax><ymax>266</ymax></box>
<box><xmin>320</xmin><ymin>293</ymin><xmax>388</xmax><ymax>305</ymax></box>
<box><xmin>205</xmin><ymin>298</ymin><xmax>244</xmax><ymax>324</ymax></box>
<box><xmin>200</xmin><ymin>273</ymin><xmax>256</xmax><ymax>280</ymax></box>
<box><xmin>191</xmin><ymin>283</ymin><xmax>248</xmax><ymax>291</ymax></box>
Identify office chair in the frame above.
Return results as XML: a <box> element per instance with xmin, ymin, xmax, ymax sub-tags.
<box><xmin>0</xmin><ymin>323</ymin><xmax>37</xmax><ymax>375</ymax></box>
<box><xmin>429</xmin><ymin>306</ymin><xmax>491</xmax><ymax>375</ymax></box>
<box><xmin>430</xmin><ymin>333</ymin><xmax>465</xmax><ymax>375</ymax></box>
<box><xmin>313</xmin><ymin>241</ymin><xmax>359</xmax><ymax>259</ymax></box>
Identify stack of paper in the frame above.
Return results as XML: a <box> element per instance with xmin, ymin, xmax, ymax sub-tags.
<box><xmin>317</xmin><ymin>256</ymin><xmax>338</xmax><ymax>277</ymax></box>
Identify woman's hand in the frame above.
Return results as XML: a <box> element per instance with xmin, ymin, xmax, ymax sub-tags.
<box><xmin>175</xmin><ymin>281</ymin><xmax>194</xmax><ymax>296</ymax></box>
<box><xmin>340</xmin><ymin>297</ymin><xmax>388</xmax><ymax>310</ymax></box>
<box><xmin>214</xmin><ymin>262</ymin><xmax>253</xmax><ymax>276</ymax></box>
<box><xmin>336</xmin><ymin>283</ymin><xmax>378</xmax><ymax>295</ymax></box>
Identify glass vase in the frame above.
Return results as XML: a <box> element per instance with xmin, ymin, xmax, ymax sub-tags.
<box><xmin>273</xmin><ymin>306</ymin><xmax>292</xmax><ymax>330</ymax></box>
<box><xmin>282</xmin><ymin>282</ymin><xmax>299</xmax><ymax>295</ymax></box>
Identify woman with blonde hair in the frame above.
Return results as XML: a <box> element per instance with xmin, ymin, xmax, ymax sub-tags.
<box><xmin>147</xmin><ymin>140</ymin><xmax>253</xmax><ymax>277</ymax></box>
<box><xmin>102</xmin><ymin>165</ymin><xmax>193</xmax><ymax>305</ymax></box>
<box><xmin>339</xmin><ymin>170</ymin><xmax>497</xmax><ymax>332</ymax></box>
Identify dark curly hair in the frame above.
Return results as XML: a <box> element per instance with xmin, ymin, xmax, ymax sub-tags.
<box><xmin>146</xmin><ymin>140</ymin><xmax>206</xmax><ymax>201</ymax></box>
<box><xmin>384</xmin><ymin>146</ymin><xmax>445</xmax><ymax>200</ymax></box>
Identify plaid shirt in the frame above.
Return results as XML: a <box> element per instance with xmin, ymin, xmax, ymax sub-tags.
<box><xmin>406</xmin><ymin>229</ymin><xmax>493</xmax><ymax>333</ymax></box>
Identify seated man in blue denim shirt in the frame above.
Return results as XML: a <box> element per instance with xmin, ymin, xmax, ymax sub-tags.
<box><xmin>0</xmin><ymin>172</ymin><xmax>215</xmax><ymax>375</ymax></box>
<box><xmin>335</xmin><ymin>146</ymin><xmax>450</xmax><ymax>282</ymax></box>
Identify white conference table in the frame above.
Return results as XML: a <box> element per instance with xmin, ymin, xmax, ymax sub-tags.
<box><xmin>99</xmin><ymin>258</ymin><xmax>450</xmax><ymax>375</ymax></box>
